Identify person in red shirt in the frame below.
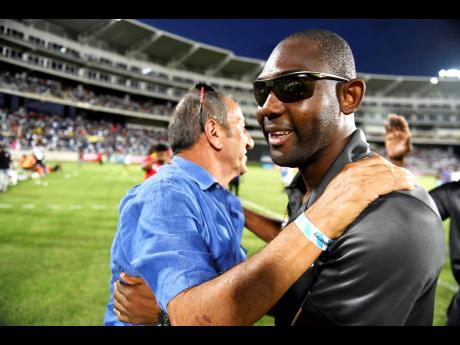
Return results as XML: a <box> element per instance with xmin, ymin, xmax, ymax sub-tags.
<box><xmin>97</xmin><ymin>151</ymin><xmax>103</xmax><ymax>165</ymax></box>
<box><xmin>141</xmin><ymin>143</ymin><xmax>171</xmax><ymax>180</ymax></box>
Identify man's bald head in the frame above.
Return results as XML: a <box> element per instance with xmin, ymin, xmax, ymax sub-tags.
<box><xmin>279</xmin><ymin>29</ymin><xmax>356</xmax><ymax>80</ymax></box>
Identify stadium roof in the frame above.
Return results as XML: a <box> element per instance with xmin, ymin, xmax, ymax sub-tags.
<box><xmin>16</xmin><ymin>19</ymin><xmax>460</xmax><ymax>99</ymax></box>
<box><xmin>359</xmin><ymin>73</ymin><xmax>460</xmax><ymax>98</ymax></box>
<box><xmin>37</xmin><ymin>19</ymin><xmax>265</xmax><ymax>81</ymax></box>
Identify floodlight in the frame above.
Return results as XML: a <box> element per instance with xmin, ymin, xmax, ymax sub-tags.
<box><xmin>142</xmin><ymin>67</ymin><xmax>152</xmax><ymax>75</ymax></box>
<box><xmin>439</xmin><ymin>68</ymin><xmax>460</xmax><ymax>79</ymax></box>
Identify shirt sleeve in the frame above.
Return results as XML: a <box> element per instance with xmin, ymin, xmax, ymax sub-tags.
<box><xmin>301</xmin><ymin>192</ymin><xmax>445</xmax><ymax>325</ymax></box>
<box><xmin>120</xmin><ymin>180</ymin><xmax>218</xmax><ymax>313</ymax></box>
<box><xmin>429</xmin><ymin>182</ymin><xmax>453</xmax><ymax>220</ymax></box>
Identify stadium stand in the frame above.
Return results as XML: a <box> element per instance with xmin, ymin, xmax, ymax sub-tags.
<box><xmin>371</xmin><ymin>143</ymin><xmax>460</xmax><ymax>177</ymax></box>
<box><xmin>1</xmin><ymin>108</ymin><xmax>168</xmax><ymax>156</ymax></box>
<box><xmin>0</xmin><ymin>18</ymin><xmax>459</xmax><ymax>164</ymax></box>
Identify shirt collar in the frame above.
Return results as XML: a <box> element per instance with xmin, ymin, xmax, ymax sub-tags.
<box><xmin>173</xmin><ymin>156</ymin><xmax>219</xmax><ymax>190</ymax></box>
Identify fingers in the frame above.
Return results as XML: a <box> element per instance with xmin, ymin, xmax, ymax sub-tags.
<box><xmin>395</xmin><ymin>167</ymin><xmax>417</xmax><ymax>188</ymax></box>
<box><xmin>114</xmin><ymin>281</ymin><xmax>129</xmax><ymax>306</ymax></box>
<box><xmin>113</xmin><ymin>282</ymin><xmax>133</xmax><ymax>323</ymax></box>
<box><xmin>384</xmin><ymin>120</ymin><xmax>392</xmax><ymax>134</ymax></box>
<box><xmin>386</xmin><ymin>113</ymin><xmax>408</xmax><ymax>132</ymax></box>
<box><xmin>115</xmin><ymin>279</ymin><xmax>131</xmax><ymax>302</ymax></box>
<box><xmin>114</xmin><ymin>281</ymin><xmax>155</xmax><ymax>324</ymax></box>
<box><xmin>398</xmin><ymin>115</ymin><xmax>412</xmax><ymax>139</ymax></box>
<box><xmin>120</xmin><ymin>272</ymin><xmax>144</xmax><ymax>285</ymax></box>
<box><xmin>364</xmin><ymin>166</ymin><xmax>416</xmax><ymax>194</ymax></box>
<box><xmin>340</xmin><ymin>158</ymin><xmax>416</xmax><ymax>196</ymax></box>
<box><xmin>114</xmin><ymin>295</ymin><xmax>132</xmax><ymax>322</ymax></box>
<box><xmin>114</xmin><ymin>305</ymin><xmax>129</xmax><ymax>323</ymax></box>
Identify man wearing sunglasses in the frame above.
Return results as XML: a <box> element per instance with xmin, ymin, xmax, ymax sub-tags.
<box><xmin>106</xmin><ymin>30</ymin><xmax>441</xmax><ymax>326</ymax></box>
<box><xmin>246</xmin><ymin>29</ymin><xmax>444</xmax><ymax>326</ymax></box>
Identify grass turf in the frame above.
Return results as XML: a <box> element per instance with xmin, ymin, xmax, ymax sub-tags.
<box><xmin>0</xmin><ymin>162</ymin><xmax>456</xmax><ymax>325</ymax></box>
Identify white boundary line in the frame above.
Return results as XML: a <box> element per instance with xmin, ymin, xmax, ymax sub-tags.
<box><xmin>240</xmin><ymin>198</ymin><xmax>284</xmax><ymax>219</ymax></box>
<box><xmin>437</xmin><ymin>280</ymin><xmax>458</xmax><ymax>293</ymax></box>
<box><xmin>0</xmin><ymin>203</ymin><xmax>116</xmax><ymax>210</ymax></box>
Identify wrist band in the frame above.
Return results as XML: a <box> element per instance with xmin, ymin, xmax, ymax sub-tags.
<box><xmin>294</xmin><ymin>213</ymin><xmax>333</xmax><ymax>251</ymax></box>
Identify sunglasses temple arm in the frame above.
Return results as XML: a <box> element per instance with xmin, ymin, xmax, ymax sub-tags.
<box><xmin>200</xmin><ymin>86</ymin><xmax>205</xmax><ymax>104</ymax></box>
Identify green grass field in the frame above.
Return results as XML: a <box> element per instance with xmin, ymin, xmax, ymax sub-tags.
<box><xmin>0</xmin><ymin>162</ymin><xmax>457</xmax><ymax>326</ymax></box>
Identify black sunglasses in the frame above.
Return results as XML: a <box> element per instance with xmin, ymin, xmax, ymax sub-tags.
<box><xmin>195</xmin><ymin>82</ymin><xmax>215</xmax><ymax>130</ymax></box>
<box><xmin>253</xmin><ymin>71</ymin><xmax>350</xmax><ymax>107</ymax></box>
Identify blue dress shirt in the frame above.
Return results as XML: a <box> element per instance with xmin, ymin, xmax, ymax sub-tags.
<box><xmin>104</xmin><ymin>156</ymin><xmax>246</xmax><ymax>325</ymax></box>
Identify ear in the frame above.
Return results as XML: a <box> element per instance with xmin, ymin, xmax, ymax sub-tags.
<box><xmin>203</xmin><ymin>118</ymin><xmax>225</xmax><ymax>151</ymax></box>
<box><xmin>338</xmin><ymin>79</ymin><xmax>366</xmax><ymax>115</ymax></box>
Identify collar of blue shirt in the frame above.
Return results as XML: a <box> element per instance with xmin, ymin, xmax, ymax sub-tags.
<box><xmin>173</xmin><ymin>156</ymin><xmax>220</xmax><ymax>190</ymax></box>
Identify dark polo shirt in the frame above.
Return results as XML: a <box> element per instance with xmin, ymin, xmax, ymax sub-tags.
<box><xmin>271</xmin><ymin>129</ymin><xmax>445</xmax><ymax>326</ymax></box>
<box><xmin>430</xmin><ymin>181</ymin><xmax>460</xmax><ymax>285</ymax></box>
<box><xmin>430</xmin><ymin>181</ymin><xmax>460</xmax><ymax>325</ymax></box>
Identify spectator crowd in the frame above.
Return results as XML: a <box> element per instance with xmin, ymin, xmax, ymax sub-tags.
<box><xmin>0</xmin><ymin>71</ymin><xmax>174</xmax><ymax>117</ymax></box>
<box><xmin>0</xmin><ymin>107</ymin><xmax>169</xmax><ymax>156</ymax></box>
<box><xmin>372</xmin><ymin>143</ymin><xmax>460</xmax><ymax>178</ymax></box>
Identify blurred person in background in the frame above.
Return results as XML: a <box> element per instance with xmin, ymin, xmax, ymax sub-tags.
<box><xmin>32</xmin><ymin>146</ymin><xmax>46</xmax><ymax>177</ymax></box>
<box><xmin>0</xmin><ymin>144</ymin><xmax>12</xmax><ymax>193</ymax></box>
<box><xmin>141</xmin><ymin>143</ymin><xmax>171</xmax><ymax>181</ymax></box>
<box><xmin>385</xmin><ymin>113</ymin><xmax>460</xmax><ymax>326</ymax></box>
<box><xmin>141</xmin><ymin>145</ymin><xmax>157</xmax><ymax>180</ymax></box>
<box><xmin>97</xmin><ymin>151</ymin><xmax>103</xmax><ymax>165</ymax></box>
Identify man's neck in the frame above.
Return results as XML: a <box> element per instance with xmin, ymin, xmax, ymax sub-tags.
<box><xmin>177</xmin><ymin>144</ymin><xmax>235</xmax><ymax>187</ymax></box>
<box><xmin>298</xmin><ymin>132</ymin><xmax>355</xmax><ymax>198</ymax></box>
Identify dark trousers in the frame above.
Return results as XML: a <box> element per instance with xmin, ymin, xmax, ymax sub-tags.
<box><xmin>447</xmin><ymin>289</ymin><xmax>460</xmax><ymax>326</ymax></box>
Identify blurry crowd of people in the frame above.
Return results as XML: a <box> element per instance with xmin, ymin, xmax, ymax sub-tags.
<box><xmin>1</xmin><ymin>107</ymin><xmax>169</xmax><ymax>156</ymax></box>
<box><xmin>0</xmin><ymin>71</ymin><xmax>174</xmax><ymax>116</ymax></box>
<box><xmin>372</xmin><ymin>144</ymin><xmax>460</xmax><ymax>178</ymax></box>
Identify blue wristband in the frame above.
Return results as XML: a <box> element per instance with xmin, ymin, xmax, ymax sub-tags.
<box><xmin>294</xmin><ymin>213</ymin><xmax>333</xmax><ymax>251</ymax></box>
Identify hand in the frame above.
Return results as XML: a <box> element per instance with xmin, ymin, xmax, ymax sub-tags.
<box><xmin>306</xmin><ymin>155</ymin><xmax>416</xmax><ymax>239</ymax></box>
<box><xmin>113</xmin><ymin>272</ymin><xmax>161</xmax><ymax>325</ymax></box>
<box><xmin>384</xmin><ymin>114</ymin><xmax>412</xmax><ymax>161</ymax></box>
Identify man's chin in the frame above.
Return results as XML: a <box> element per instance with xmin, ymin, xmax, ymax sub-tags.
<box><xmin>270</xmin><ymin>150</ymin><xmax>298</xmax><ymax>168</ymax></box>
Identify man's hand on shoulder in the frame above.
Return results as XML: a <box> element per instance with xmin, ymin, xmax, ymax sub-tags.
<box><xmin>307</xmin><ymin>155</ymin><xmax>416</xmax><ymax>240</ymax></box>
<box><xmin>113</xmin><ymin>272</ymin><xmax>161</xmax><ymax>325</ymax></box>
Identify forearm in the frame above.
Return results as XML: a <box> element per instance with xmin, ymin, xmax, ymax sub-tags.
<box><xmin>243</xmin><ymin>207</ymin><xmax>282</xmax><ymax>242</ymax></box>
<box><xmin>167</xmin><ymin>211</ymin><xmax>322</xmax><ymax>326</ymax></box>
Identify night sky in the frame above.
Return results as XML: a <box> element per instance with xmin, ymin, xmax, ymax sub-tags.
<box><xmin>138</xmin><ymin>19</ymin><xmax>460</xmax><ymax>77</ymax></box>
